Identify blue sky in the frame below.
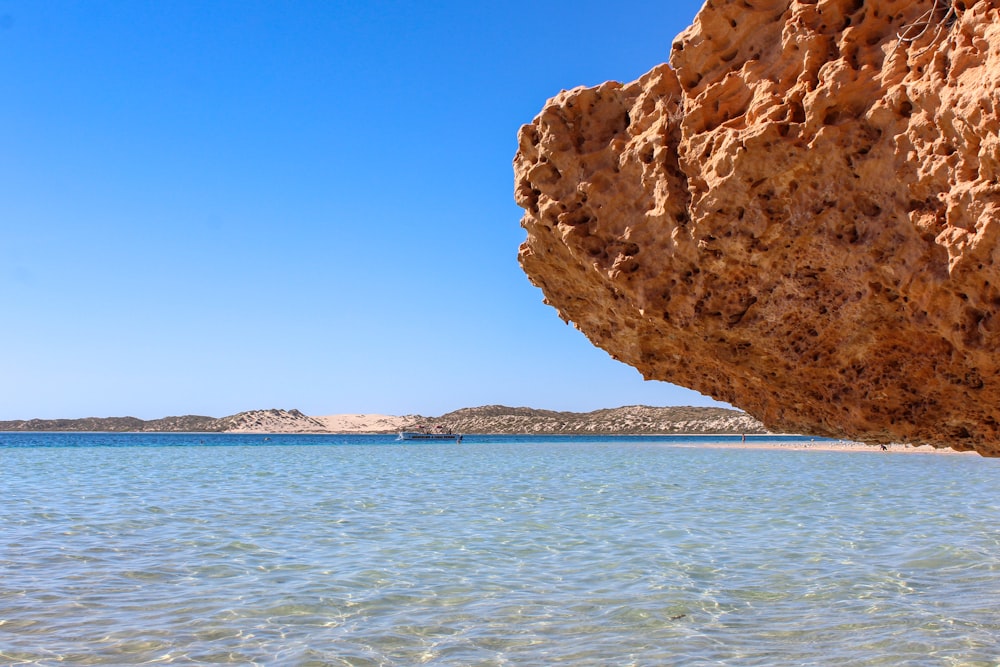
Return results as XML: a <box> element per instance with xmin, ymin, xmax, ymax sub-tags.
<box><xmin>0</xmin><ymin>0</ymin><xmax>722</xmax><ymax>419</ymax></box>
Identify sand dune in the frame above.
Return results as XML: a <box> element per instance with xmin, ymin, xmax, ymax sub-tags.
<box><xmin>312</xmin><ymin>414</ymin><xmax>418</xmax><ymax>433</ymax></box>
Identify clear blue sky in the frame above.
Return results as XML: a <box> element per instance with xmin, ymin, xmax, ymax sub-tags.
<box><xmin>0</xmin><ymin>0</ymin><xmax>723</xmax><ymax>419</ymax></box>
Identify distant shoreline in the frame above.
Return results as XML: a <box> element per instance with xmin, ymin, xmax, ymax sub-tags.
<box><xmin>0</xmin><ymin>406</ymin><xmax>768</xmax><ymax>436</ymax></box>
<box><xmin>0</xmin><ymin>429</ymin><xmax>974</xmax><ymax>454</ymax></box>
<box><xmin>0</xmin><ymin>406</ymin><xmax>979</xmax><ymax>454</ymax></box>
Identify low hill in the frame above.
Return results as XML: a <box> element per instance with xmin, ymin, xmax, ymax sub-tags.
<box><xmin>415</xmin><ymin>405</ymin><xmax>766</xmax><ymax>435</ymax></box>
<box><xmin>214</xmin><ymin>409</ymin><xmax>328</xmax><ymax>433</ymax></box>
<box><xmin>0</xmin><ymin>415</ymin><xmax>221</xmax><ymax>432</ymax></box>
<box><xmin>0</xmin><ymin>406</ymin><xmax>766</xmax><ymax>435</ymax></box>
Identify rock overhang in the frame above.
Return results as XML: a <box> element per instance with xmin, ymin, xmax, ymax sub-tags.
<box><xmin>515</xmin><ymin>0</ymin><xmax>1000</xmax><ymax>456</ymax></box>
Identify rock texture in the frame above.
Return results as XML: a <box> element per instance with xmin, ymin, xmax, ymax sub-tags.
<box><xmin>515</xmin><ymin>0</ymin><xmax>1000</xmax><ymax>455</ymax></box>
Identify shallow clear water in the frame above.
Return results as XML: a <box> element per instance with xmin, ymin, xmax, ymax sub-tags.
<box><xmin>1</xmin><ymin>433</ymin><xmax>998</xmax><ymax>665</ymax></box>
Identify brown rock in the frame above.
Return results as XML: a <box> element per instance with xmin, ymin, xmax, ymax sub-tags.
<box><xmin>515</xmin><ymin>0</ymin><xmax>1000</xmax><ymax>456</ymax></box>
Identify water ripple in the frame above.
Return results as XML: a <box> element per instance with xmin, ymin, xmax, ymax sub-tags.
<box><xmin>1</xmin><ymin>436</ymin><xmax>999</xmax><ymax>665</ymax></box>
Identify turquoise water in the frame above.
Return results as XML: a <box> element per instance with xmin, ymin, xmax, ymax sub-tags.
<box><xmin>1</xmin><ymin>433</ymin><xmax>998</xmax><ymax>665</ymax></box>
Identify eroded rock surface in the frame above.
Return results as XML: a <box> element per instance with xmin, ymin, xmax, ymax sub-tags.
<box><xmin>515</xmin><ymin>0</ymin><xmax>1000</xmax><ymax>455</ymax></box>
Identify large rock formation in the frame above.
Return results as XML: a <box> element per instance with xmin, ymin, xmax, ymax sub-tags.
<box><xmin>515</xmin><ymin>0</ymin><xmax>1000</xmax><ymax>456</ymax></box>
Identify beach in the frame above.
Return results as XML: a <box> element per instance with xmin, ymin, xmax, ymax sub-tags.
<box><xmin>691</xmin><ymin>439</ymin><xmax>979</xmax><ymax>455</ymax></box>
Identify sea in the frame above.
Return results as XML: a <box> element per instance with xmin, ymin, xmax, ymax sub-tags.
<box><xmin>1</xmin><ymin>433</ymin><xmax>999</xmax><ymax>666</ymax></box>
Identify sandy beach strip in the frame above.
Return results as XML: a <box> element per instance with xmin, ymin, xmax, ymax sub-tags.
<box><xmin>684</xmin><ymin>439</ymin><xmax>978</xmax><ymax>455</ymax></box>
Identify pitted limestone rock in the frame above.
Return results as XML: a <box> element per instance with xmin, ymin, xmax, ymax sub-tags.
<box><xmin>515</xmin><ymin>0</ymin><xmax>1000</xmax><ymax>456</ymax></box>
